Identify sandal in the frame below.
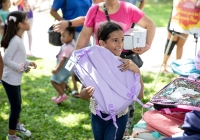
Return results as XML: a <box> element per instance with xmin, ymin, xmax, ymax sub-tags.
<box><xmin>72</xmin><ymin>90</ymin><xmax>80</xmax><ymax>98</ymax></box>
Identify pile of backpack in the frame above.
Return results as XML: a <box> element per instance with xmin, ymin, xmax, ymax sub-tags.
<box><xmin>132</xmin><ymin>77</ymin><xmax>200</xmax><ymax>140</ymax></box>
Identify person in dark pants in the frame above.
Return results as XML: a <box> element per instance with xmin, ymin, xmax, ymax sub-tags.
<box><xmin>1</xmin><ymin>11</ymin><xmax>37</xmax><ymax>140</ymax></box>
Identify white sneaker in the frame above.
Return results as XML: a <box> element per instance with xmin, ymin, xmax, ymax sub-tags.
<box><xmin>7</xmin><ymin>135</ymin><xmax>22</xmax><ymax>140</ymax></box>
<box><xmin>16</xmin><ymin>123</ymin><xmax>31</xmax><ymax>137</ymax></box>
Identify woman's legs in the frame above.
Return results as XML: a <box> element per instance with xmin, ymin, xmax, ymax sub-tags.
<box><xmin>163</xmin><ymin>31</ymin><xmax>178</xmax><ymax>71</ymax></box>
<box><xmin>176</xmin><ymin>34</ymin><xmax>189</xmax><ymax>59</ymax></box>
<box><xmin>2</xmin><ymin>81</ymin><xmax>21</xmax><ymax>135</ymax></box>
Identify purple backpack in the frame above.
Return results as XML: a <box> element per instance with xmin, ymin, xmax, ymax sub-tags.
<box><xmin>72</xmin><ymin>46</ymin><xmax>146</xmax><ymax>137</ymax></box>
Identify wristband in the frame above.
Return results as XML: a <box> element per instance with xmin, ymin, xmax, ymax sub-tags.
<box><xmin>146</xmin><ymin>44</ymin><xmax>151</xmax><ymax>49</ymax></box>
<box><xmin>68</xmin><ymin>20</ymin><xmax>72</xmax><ymax>27</ymax></box>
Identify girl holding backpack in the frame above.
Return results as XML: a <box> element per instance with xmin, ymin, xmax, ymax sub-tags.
<box><xmin>79</xmin><ymin>22</ymin><xmax>144</xmax><ymax>140</ymax></box>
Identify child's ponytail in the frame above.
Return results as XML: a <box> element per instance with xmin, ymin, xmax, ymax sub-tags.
<box><xmin>1</xmin><ymin>11</ymin><xmax>27</xmax><ymax>49</ymax></box>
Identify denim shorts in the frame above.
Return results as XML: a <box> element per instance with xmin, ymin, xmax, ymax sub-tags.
<box><xmin>50</xmin><ymin>67</ymin><xmax>72</xmax><ymax>84</ymax></box>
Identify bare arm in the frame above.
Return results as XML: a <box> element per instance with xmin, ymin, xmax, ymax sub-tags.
<box><xmin>132</xmin><ymin>15</ymin><xmax>156</xmax><ymax>54</ymax></box>
<box><xmin>75</xmin><ymin>26</ymin><xmax>93</xmax><ymax>50</ymax></box>
<box><xmin>52</xmin><ymin>57</ymin><xmax>67</xmax><ymax>75</ymax></box>
<box><xmin>138</xmin><ymin>0</ymin><xmax>146</xmax><ymax>10</ymax></box>
<box><xmin>137</xmin><ymin>15</ymin><xmax>156</xmax><ymax>47</ymax></box>
<box><xmin>50</xmin><ymin>8</ymin><xmax>64</xmax><ymax>21</ymax></box>
<box><xmin>13</xmin><ymin>0</ymin><xmax>22</xmax><ymax>6</ymax></box>
<box><xmin>55</xmin><ymin>57</ymin><xmax>67</xmax><ymax>71</ymax></box>
<box><xmin>54</xmin><ymin>16</ymin><xmax>85</xmax><ymax>32</ymax></box>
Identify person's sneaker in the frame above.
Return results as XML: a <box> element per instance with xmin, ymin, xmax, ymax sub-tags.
<box><xmin>56</xmin><ymin>94</ymin><xmax>68</xmax><ymax>103</ymax></box>
<box><xmin>16</xmin><ymin>123</ymin><xmax>31</xmax><ymax>137</ymax></box>
<box><xmin>7</xmin><ymin>135</ymin><xmax>22</xmax><ymax>140</ymax></box>
<box><xmin>51</xmin><ymin>96</ymin><xmax>58</xmax><ymax>103</ymax></box>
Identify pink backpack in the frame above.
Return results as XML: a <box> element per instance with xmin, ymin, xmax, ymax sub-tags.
<box><xmin>143</xmin><ymin>110</ymin><xmax>184</xmax><ymax>137</ymax></box>
<box><xmin>72</xmin><ymin>46</ymin><xmax>146</xmax><ymax>138</ymax></box>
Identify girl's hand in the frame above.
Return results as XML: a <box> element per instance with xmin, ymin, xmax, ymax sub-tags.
<box><xmin>29</xmin><ymin>62</ymin><xmax>37</xmax><ymax>69</ymax></box>
<box><xmin>84</xmin><ymin>86</ymin><xmax>95</xmax><ymax>97</ymax></box>
<box><xmin>53</xmin><ymin>20</ymin><xmax>68</xmax><ymax>33</ymax></box>
<box><xmin>118</xmin><ymin>57</ymin><xmax>140</xmax><ymax>73</ymax></box>
<box><xmin>18</xmin><ymin>63</ymin><xmax>25</xmax><ymax>72</ymax></box>
<box><xmin>25</xmin><ymin>67</ymin><xmax>31</xmax><ymax>73</ymax></box>
<box><xmin>52</xmin><ymin>69</ymin><xmax>58</xmax><ymax>75</ymax></box>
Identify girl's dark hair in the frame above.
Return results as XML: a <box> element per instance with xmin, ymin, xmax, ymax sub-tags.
<box><xmin>97</xmin><ymin>22</ymin><xmax>123</xmax><ymax>43</ymax></box>
<box><xmin>65</xmin><ymin>27</ymin><xmax>76</xmax><ymax>39</ymax></box>
<box><xmin>1</xmin><ymin>11</ymin><xmax>27</xmax><ymax>49</ymax></box>
<box><xmin>0</xmin><ymin>0</ymin><xmax>7</xmax><ymax>9</ymax></box>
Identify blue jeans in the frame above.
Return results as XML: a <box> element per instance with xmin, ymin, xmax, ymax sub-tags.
<box><xmin>91</xmin><ymin>113</ymin><xmax>128</xmax><ymax>140</ymax></box>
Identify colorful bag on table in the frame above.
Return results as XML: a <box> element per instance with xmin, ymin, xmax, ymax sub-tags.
<box><xmin>150</xmin><ymin>77</ymin><xmax>200</xmax><ymax>112</ymax></box>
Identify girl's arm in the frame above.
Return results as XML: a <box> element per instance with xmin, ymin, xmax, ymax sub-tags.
<box><xmin>0</xmin><ymin>53</ymin><xmax>3</xmax><ymax>79</ymax></box>
<box><xmin>3</xmin><ymin>42</ymin><xmax>22</xmax><ymax>71</ymax></box>
<box><xmin>52</xmin><ymin>57</ymin><xmax>67</xmax><ymax>74</ymax></box>
<box><xmin>13</xmin><ymin>0</ymin><xmax>23</xmax><ymax>6</ymax></box>
<box><xmin>80</xmin><ymin>86</ymin><xmax>94</xmax><ymax>100</ymax></box>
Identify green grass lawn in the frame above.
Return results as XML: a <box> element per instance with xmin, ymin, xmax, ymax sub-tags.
<box><xmin>0</xmin><ymin>56</ymin><xmax>178</xmax><ymax>140</ymax></box>
<box><xmin>143</xmin><ymin>0</ymin><xmax>173</xmax><ymax>27</ymax></box>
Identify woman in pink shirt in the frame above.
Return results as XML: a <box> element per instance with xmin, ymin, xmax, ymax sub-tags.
<box><xmin>76</xmin><ymin>1</ymin><xmax>155</xmax><ymax>54</ymax></box>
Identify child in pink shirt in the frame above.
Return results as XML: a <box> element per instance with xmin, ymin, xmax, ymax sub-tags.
<box><xmin>50</xmin><ymin>27</ymin><xmax>76</xmax><ymax>104</ymax></box>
